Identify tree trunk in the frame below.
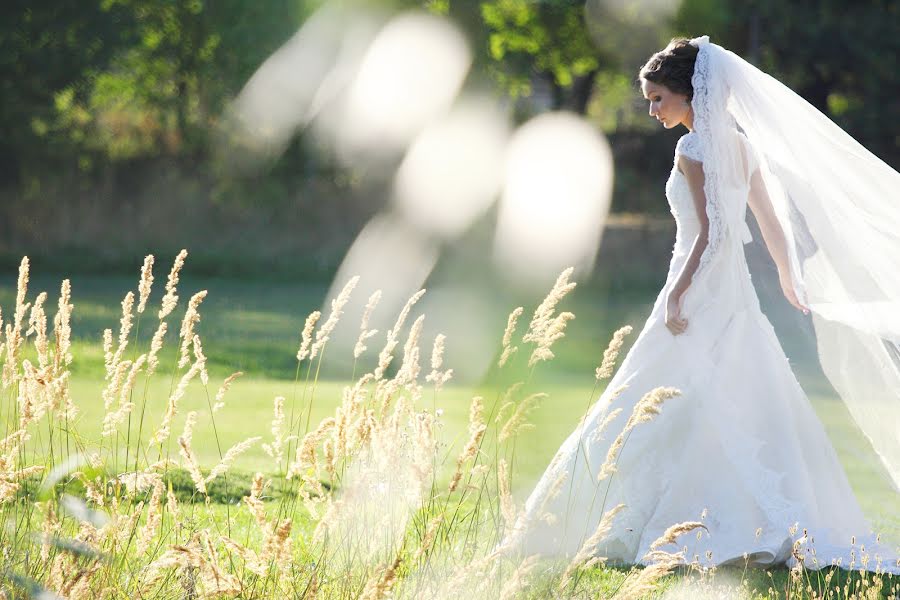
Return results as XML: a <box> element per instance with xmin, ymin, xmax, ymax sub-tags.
<box><xmin>568</xmin><ymin>69</ymin><xmax>598</xmax><ymax>115</ymax></box>
<box><xmin>547</xmin><ymin>73</ymin><xmax>565</xmax><ymax>110</ymax></box>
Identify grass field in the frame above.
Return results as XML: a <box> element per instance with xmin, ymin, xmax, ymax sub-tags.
<box><xmin>0</xmin><ymin>271</ymin><xmax>659</xmax><ymax>380</ymax></box>
<box><xmin>1</xmin><ymin>266</ymin><xmax>897</xmax><ymax>598</ymax></box>
<box><xmin>3</xmin><ymin>272</ymin><xmax>895</xmax><ymax>516</ymax></box>
<box><xmin>43</xmin><ymin>375</ymin><xmax>897</xmax><ymax>538</ymax></box>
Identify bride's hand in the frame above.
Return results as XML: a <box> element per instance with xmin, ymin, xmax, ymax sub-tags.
<box><xmin>665</xmin><ymin>289</ymin><xmax>688</xmax><ymax>335</ymax></box>
<box><xmin>778</xmin><ymin>270</ymin><xmax>810</xmax><ymax>315</ymax></box>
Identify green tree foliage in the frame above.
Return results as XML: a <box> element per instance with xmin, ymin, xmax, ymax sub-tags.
<box><xmin>479</xmin><ymin>0</ymin><xmax>605</xmax><ymax>114</ymax></box>
<box><xmin>1</xmin><ymin>0</ymin><xmax>897</xmax><ymax>185</ymax></box>
<box><xmin>1</xmin><ymin>0</ymin><xmax>310</xmax><ymax>176</ymax></box>
<box><xmin>0</xmin><ymin>1</ymin><xmax>128</xmax><ymax>176</ymax></box>
<box><xmin>729</xmin><ymin>0</ymin><xmax>900</xmax><ymax>165</ymax></box>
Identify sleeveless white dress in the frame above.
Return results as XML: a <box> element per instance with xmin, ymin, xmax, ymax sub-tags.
<box><xmin>512</xmin><ymin>131</ymin><xmax>900</xmax><ymax>573</ymax></box>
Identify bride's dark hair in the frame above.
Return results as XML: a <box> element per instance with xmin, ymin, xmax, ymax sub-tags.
<box><xmin>639</xmin><ymin>38</ymin><xmax>699</xmax><ymax>100</ymax></box>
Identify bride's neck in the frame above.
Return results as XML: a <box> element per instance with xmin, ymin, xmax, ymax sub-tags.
<box><xmin>684</xmin><ymin>108</ymin><xmax>695</xmax><ymax>132</ymax></box>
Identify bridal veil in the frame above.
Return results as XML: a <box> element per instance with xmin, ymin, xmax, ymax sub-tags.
<box><xmin>687</xmin><ymin>35</ymin><xmax>900</xmax><ymax>490</ymax></box>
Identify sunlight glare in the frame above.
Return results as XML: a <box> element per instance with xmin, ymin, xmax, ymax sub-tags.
<box><xmin>326</xmin><ymin>11</ymin><xmax>472</xmax><ymax>161</ymax></box>
<box><xmin>322</xmin><ymin>213</ymin><xmax>439</xmax><ymax>367</ymax></box>
<box><xmin>493</xmin><ymin>112</ymin><xmax>614</xmax><ymax>285</ymax></box>
<box><xmin>393</xmin><ymin>97</ymin><xmax>509</xmax><ymax>239</ymax></box>
<box><xmin>222</xmin><ymin>2</ymin><xmax>380</xmax><ymax>164</ymax></box>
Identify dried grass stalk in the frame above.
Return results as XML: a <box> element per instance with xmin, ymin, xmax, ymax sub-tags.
<box><xmin>596</xmin><ymin>325</ymin><xmax>633</xmax><ymax>380</ymax></box>
<box><xmin>559</xmin><ymin>503</ymin><xmax>626</xmax><ymax>593</ymax></box>
<box><xmin>52</xmin><ymin>279</ymin><xmax>74</xmax><ymax>373</ymax></box>
<box><xmin>137</xmin><ymin>254</ymin><xmax>154</xmax><ymax>314</ymax></box>
<box><xmin>354</xmin><ymin>290</ymin><xmax>382</xmax><ymax>359</ymax></box>
<box><xmin>449</xmin><ymin>396</ymin><xmax>486</xmax><ymax>492</ymax></box>
<box><xmin>177</xmin><ymin>412</ymin><xmax>206</xmax><ymax>495</ymax></box>
<box><xmin>499</xmin><ymin>393</ymin><xmax>546</xmax><ymax>443</ymax></box>
<box><xmin>178</xmin><ymin>291</ymin><xmax>207</xmax><ymax>369</ymax></box>
<box><xmin>207</xmin><ymin>437</ymin><xmax>261</xmax><ymax>482</ymax></box>
<box><xmin>649</xmin><ymin>521</ymin><xmax>709</xmax><ymax>551</ymax></box>
<box><xmin>296</xmin><ymin>311</ymin><xmax>321</xmax><ymax>363</ymax></box>
<box><xmin>213</xmin><ymin>370</ymin><xmax>243</xmax><ymax>413</ymax></box>
<box><xmin>310</xmin><ymin>276</ymin><xmax>359</xmax><ymax>360</ymax></box>
<box><xmin>597</xmin><ymin>387</ymin><xmax>680</xmax><ymax>481</ymax></box>
<box><xmin>374</xmin><ymin>289</ymin><xmax>426</xmax><ymax>380</ymax></box>
<box><xmin>498</xmin><ymin>307</ymin><xmax>524</xmax><ymax>368</ymax></box>
<box><xmin>158</xmin><ymin>249</ymin><xmax>188</xmax><ymax>320</ymax></box>
<box><xmin>498</xmin><ymin>459</ymin><xmax>516</xmax><ymax>528</ymax></box>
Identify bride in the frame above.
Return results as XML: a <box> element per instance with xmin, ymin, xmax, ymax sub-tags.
<box><xmin>508</xmin><ymin>36</ymin><xmax>900</xmax><ymax>573</ymax></box>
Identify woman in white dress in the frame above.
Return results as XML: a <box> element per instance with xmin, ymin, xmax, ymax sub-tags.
<box><xmin>509</xmin><ymin>36</ymin><xmax>900</xmax><ymax>573</ymax></box>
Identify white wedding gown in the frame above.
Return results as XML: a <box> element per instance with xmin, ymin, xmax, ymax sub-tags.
<box><xmin>512</xmin><ymin>131</ymin><xmax>900</xmax><ymax>574</ymax></box>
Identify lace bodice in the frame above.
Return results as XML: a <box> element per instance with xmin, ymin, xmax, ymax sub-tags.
<box><xmin>665</xmin><ymin>133</ymin><xmax>705</xmax><ymax>244</ymax></box>
<box><xmin>666</xmin><ymin>131</ymin><xmax>756</xmax><ymax>257</ymax></box>
<box><xmin>675</xmin><ymin>131</ymin><xmax>703</xmax><ymax>162</ymax></box>
<box><xmin>664</xmin><ymin>169</ymin><xmax>697</xmax><ymax>226</ymax></box>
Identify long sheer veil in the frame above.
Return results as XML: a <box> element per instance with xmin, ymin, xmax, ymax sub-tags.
<box><xmin>687</xmin><ymin>35</ymin><xmax>900</xmax><ymax>490</ymax></box>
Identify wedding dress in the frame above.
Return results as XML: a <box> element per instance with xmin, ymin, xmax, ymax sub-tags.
<box><xmin>508</xmin><ymin>36</ymin><xmax>900</xmax><ymax>573</ymax></box>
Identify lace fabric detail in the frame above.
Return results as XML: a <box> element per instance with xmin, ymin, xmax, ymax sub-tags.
<box><xmin>675</xmin><ymin>132</ymin><xmax>703</xmax><ymax>162</ymax></box>
<box><xmin>688</xmin><ymin>39</ymin><xmax>726</xmax><ymax>276</ymax></box>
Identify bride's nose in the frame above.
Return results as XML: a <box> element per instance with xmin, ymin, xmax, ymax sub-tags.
<box><xmin>649</xmin><ymin>102</ymin><xmax>659</xmax><ymax>116</ymax></box>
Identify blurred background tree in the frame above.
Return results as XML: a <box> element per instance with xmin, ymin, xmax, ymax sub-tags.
<box><xmin>728</xmin><ymin>0</ymin><xmax>900</xmax><ymax>167</ymax></box>
<box><xmin>1</xmin><ymin>0</ymin><xmax>306</xmax><ymax>171</ymax></box>
<box><xmin>1</xmin><ymin>0</ymin><xmax>897</xmax><ymax>276</ymax></box>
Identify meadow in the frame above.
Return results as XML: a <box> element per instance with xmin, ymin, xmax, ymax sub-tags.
<box><xmin>0</xmin><ymin>256</ymin><xmax>897</xmax><ymax>599</ymax></box>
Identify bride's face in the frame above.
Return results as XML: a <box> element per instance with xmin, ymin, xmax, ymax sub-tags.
<box><xmin>641</xmin><ymin>80</ymin><xmax>691</xmax><ymax>129</ymax></box>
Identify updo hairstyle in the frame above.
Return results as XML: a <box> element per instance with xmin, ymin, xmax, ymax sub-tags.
<box><xmin>639</xmin><ymin>38</ymin><xmax>699</xmax><ymax>100</ymax></box>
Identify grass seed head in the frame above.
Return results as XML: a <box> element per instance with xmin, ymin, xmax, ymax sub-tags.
<box><xmin>137</xmin><ymin>254</ymin><xmax>155</xmax><ymax>314</ymax></box>
<box><xmin>354</xmin><ymin>290</ymin><xmax>383</xmax><ymax>358</ymax></box>
<box><xmin>152</xmin><ymin>360</ymin><xmax>201</xmax><ymax>446</ymax></box>
<box><xmin>145</xmin><ymin>321</ymin><xmax>168</xmax><ymax>377</ymax></box>
<box><xmin>158</xmin><ymin>249</ymin><xmax>188</xmax><ymax>320</ymax></box>
<box><xmin>498</xmin><ymin>306</ymin><xmax>524</xmax><ymax>367</ymax></box>
<box><xmin>53</xmin><ymin>279</ymin><xmax>74</xmax><ymax>370</ymax></box>
<box><xmin>374</xmin><ymin>288</ymin><xmax>426</xmax><ymax>380</ymax></box>
<box><xmin>649</xmin><ymin>521</ymin><xmax>709</xmax><ymax>551</ymax></box>
<box><xmin>596</xmin><ymin>325</ymin><xmax>633</xmax><ymax>380</ymax></box>
<box><xmin>522</xmin><ymin>267</ymin><xmax>576</xmax><ymax>346</ymax></box>
<box><xmin>213</xmin><ymin>371</ymin><xmax>243</xmax><ymax>413</ymax></box>
<box><xmin>27</xmin><ymin>291</ymin><xmax>49</xmax><ymax>367</ymax></box>
<box><xmin>560</xmin><ymin>503</ymin><xmax>626</xmax><ymax>592</ymax></box>
<box><xmin>499</xmin><ymin>393</ymin><xmax>546</xmax><ymax>443</ymax></box>
<box><xmin>12</xmin><ymin>257</ymin><xmax>30</xmax><ymax>339</ymax></box>
<box><xmin>311</xmin><ymin>275</ymin><xmax>360</xmax><ymax>359</ymax></box>
<box><xmin>110</xmin><ymin>291</ymin><xmax>135</xmax><ymax>371</ymax></box>
<box><xmin>261</xmin><ymin>395</ymin><xmax>287</xmax><ymax>463</ymax></box>
<box><xmin>207</xmin><ymin>437</ymin><xmax>262</xmax><ymax>482</ymax></box>
<box><xmin>296</xmin><ymin>310</ymin><xmax>321</xmax><ymax>362</ymax></box>
<box><xmin>178</xmin><ymin>291</ymin><xmax>207</xmax><ymax>369</ymax></box>
<box><xmin>178</xmin><ymin>411</ymin><xmax>207</xmax><ymax>495</ymax></box>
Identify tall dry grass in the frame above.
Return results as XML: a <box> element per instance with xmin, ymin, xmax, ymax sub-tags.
<box><xmin>0</xmin><ymin>255</ymin><xmax>896</xmax><ymax>600</ymax></box>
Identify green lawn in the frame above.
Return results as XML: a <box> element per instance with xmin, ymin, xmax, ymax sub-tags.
<box><xmin>0</xmin><ymin>270</ymin><xmax>669</xmax><ymax>379</ymax></box>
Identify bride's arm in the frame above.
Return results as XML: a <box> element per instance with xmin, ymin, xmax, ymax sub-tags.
<box><xmin>665</xmin><ymin>156</ymin><xmax>710</xmax><ymax>334</ymax></box>
<box><xmin>747</xmin><ymin>170</ymin><xmax>810</xmax><ymax>314</ymax></box>
<box><xmin>747</xmin><ymin>170</ymin><xmax>791</xmax><ymax>274</ymax></box>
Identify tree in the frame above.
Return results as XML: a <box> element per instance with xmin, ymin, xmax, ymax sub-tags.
<box><xmin>0</xmin><ymin>0</ymin><xmax>129</xmax><ymax>178</ymax></box>
<box><xmin>477</xmin><ymin>0</ymin><xmax>605</xmax><ymax>114</ymax></box>
<box><xmin>729</xmin><ymin>0</ymin><xmax>900</xmax><ymax>166</ymax></box>
<box><xmin>84</xmin><ymin>0</ymin><xmax>308</xmax><ymax>158</ymax></box>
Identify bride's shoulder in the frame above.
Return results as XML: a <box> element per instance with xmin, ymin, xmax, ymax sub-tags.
<box><xmin>675</xmin><ymin>131</ymin><xmax>703</xmax><ymax>162</ymax></box>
